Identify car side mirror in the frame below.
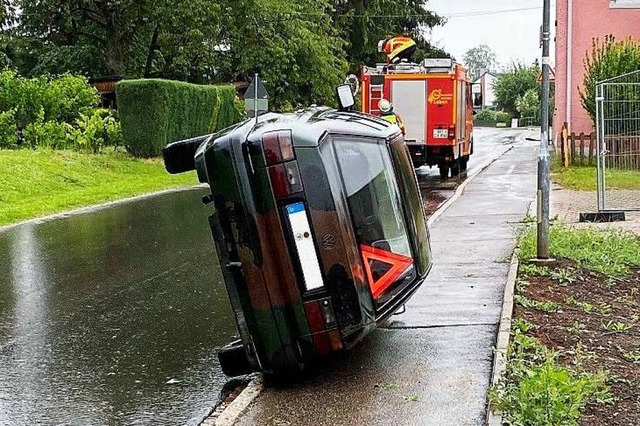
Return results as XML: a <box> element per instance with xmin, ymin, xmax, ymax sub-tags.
<box><xmin>336</xmin><ymin>84</ymin><xmax>355</xmax><ymax>111</ymax></box>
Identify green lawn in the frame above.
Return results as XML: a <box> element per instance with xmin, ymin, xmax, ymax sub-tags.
<box><xmin>0</xmin><ymin>149</ymin><xmax>198</xmax><ymax>226</ymax></box>
<box><xmin>552</xmin><ymin>163</ymin><xmax>640</xmax><ymax>191</ymax></box>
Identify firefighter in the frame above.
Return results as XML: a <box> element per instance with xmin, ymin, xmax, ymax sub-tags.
<box><xmin>378</xmin><ymin>99</ymin><xmax>405</xmax><ymax>136</ymax></box>
<box><xmin>378</xmin><ymin>36</ymin><xmax>417</xmax><ymax>64</ymax></box>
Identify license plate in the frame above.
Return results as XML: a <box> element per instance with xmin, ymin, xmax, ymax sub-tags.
<box><xmin>285</xmin><ymin>202</ymin><xmax>324</xmax><ymax>291</ymax></box>
<box><xmin>433</xmin><ymin>129</ymin><xmax>448</xmax><ymax>138</ymax></box>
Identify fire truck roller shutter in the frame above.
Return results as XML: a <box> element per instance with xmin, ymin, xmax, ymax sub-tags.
<box><xmin>390</xmin><ymin>80</ymin><xmax>426</xmax><ymax>143</ymax></box>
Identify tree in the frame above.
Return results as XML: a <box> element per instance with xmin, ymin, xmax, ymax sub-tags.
<box><xmin>12</xmin><ymin>0</ymin><xmax>222</xmax><ymax>78</ymax></box>
<box><xmin>215</xmin><ymin>0</ymin><xmax>348</xmax><ymax>109</ymax></box>
<box><xmin>3</xmin><ymin>0</ymin><xmax>445</xmax><ymax>109</ymax></box>
<box><xmin>463</xmin><ymin>44</ymin><xmax>497</xmax><ymax>81</ymax></box>
<box><xmin>333</xmin><ymin>0</ymin><xmax>446</xmax><ymax>72</ymax></box>
<box><xmin>580</xmin><ymin>35</ymin><xmax>640</xmax><ymax>123</ymax></box>
<box><xmin>493</xmin><ymin>62</ymin><xmax>539</xmax><ymax>118</ymax></box>
<box><xmin>515</xmin><ymin>88</ymin><xmax>540</xmax><ymax>121</ymax></box>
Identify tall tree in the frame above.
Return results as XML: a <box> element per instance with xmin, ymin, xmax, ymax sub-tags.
<box><xmin>333</xmin><ymin>0</ymin><xmax>446</xmax><ymax>72</ymax></box>
<box><xmin>493</xmin><ymin>62</ymin><xmax>539</xmax><ymax>118</ymax></box>
<box><xmin>13</xmin><ymin>0</ymin><xmax>221</xmax><ymax>77</ymax></box>
<box><xmin>215</xmin><ymin>0</ymin><xmax>348</xmax><ymax>109</ymax></box>
<box><xmin>463</xmin><ymin>44</ymin><xmax>497</xmax><ymax>81</ymax></box>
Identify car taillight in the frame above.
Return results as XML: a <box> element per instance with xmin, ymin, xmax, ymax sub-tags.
<box><xmin>304</xmin><ymin>298</ymin><xmax>337</xmax><ymax>333</ymax></box>
<box><xmin>263</xmin><ymin>130</ymin><xmax>302</xmax><ymax>198</ymax></box>
<box><xmin>262</xmin><ymin>130</ymin><xmax>294</xmax><ymax>166</ymax></box>
<box><xmin>304</xmin><ymin>299</ymin><xmax>342</xmax><ymax>355</ymax></box>
<box><xmin>448</xmin><ymin>124</ymin><xmax>456</xmax><ymax>139</ymax></box>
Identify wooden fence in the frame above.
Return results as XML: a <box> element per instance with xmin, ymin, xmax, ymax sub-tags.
<box><xmin>560</xmin><ymin>131</ymin><xmax>595</xmax><ymax>167</ymax></box>
<box><xmin>602</xmin><ymin>135</ymin><xmax>640</xmax><ymax>170</ymax></box>
<box><xmin>560</xmin><ymin>128</ymin><xmax>640</xmax><ymax>170</ymax></box>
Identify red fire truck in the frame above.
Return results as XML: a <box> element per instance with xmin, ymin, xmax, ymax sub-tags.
<box><xmin>361</xmin><ymin>58</ymin><xmax>474</xmax><ymax>179</ymax></box>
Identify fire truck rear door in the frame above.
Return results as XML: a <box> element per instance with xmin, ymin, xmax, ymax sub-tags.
<box><xmin>390</xmin><ymin>80</ymin><xmax>426</xmax><ymax>143</ymax></box>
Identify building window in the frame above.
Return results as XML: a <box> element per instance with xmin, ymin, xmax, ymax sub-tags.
<box><xmin>610</xmin><ymin>0</ymin><xmax>640</xmax><ymax>8</ymax></box>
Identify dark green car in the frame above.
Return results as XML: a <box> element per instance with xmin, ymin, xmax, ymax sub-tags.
<box><xmin>164</xmin><ymin>107</ymin><xmax>432</xmax><ymax>377</ymax></box>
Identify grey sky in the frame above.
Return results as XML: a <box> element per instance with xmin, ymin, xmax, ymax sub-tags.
<box><xmin>425</xmin><ymin>0</ymin><xmax>556</xmax><ymax>69</ymax></box>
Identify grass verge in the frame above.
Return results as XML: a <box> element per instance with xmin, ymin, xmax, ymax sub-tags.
<box><xmin>490</xmin><ymin>225</ymin><xmax>640</xmax><ymax>425</ymax></box>
<box><xmin>551</xmin><ymin>159</ymin><xmax>640</xmax><ymax>191</ymax></box>
<box><xmin>0</xmin><ymin>149</ymin><xmax>197</xmax><ymax>226</ymax></box>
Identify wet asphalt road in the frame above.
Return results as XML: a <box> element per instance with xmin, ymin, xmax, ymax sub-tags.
<box><xmin>0</xmin><ymin>127</ymin><xmax>532</xmax><ymax>425</ymax></box>
<box><xmin>0</xmin><ymin>190</ymin><xmax>237</xmax><ymax>425</ymax></box>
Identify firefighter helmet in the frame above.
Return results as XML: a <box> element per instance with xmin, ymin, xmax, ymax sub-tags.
<box><xmin>378</xmin><ymin>99</ymin><xmax>392</xmax><ymax>113</ymax></box>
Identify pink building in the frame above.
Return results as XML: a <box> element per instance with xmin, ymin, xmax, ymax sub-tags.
<box><xmin>554</xmin><ymin>0</ymin><xmax>640</xmax><ymax>140</ymax></box>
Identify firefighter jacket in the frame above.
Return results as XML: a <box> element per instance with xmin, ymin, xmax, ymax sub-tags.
<box><xmin>381</xmin><ymin>112</ymin><xmax>406</xmax><ymax>136</ymax></box>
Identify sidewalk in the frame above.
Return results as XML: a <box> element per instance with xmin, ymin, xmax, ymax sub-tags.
<box><xmin>234</xmin><ymin>139</ymin><xmax>539</xmax><ymax>426</ymax></box>
<box><xmin>551</xmin><ymin>185</ymin><xmax>640</xmax><ymax>234</ymax></box>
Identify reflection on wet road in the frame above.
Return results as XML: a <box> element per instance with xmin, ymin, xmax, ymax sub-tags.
<box><xmin>0</xmin><ymin>189</ymin><xmax>237</xmax><ymax>425</ymax></box>
<box><xmin>417</xmin><ymin>127</ymin><xmax>521</xmax><ymax>214</ymax></box>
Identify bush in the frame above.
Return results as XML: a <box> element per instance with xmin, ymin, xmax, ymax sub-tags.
<box><xmin>0</xmin><ymin>109</ymin><xmax>18</xmax><ymax>148</ymax></box>
<box><xmin>495</xmin><ymin>111</ymin><xmax>511</xmax><ymax>123</ymax></box>
<box><xmin>117</xmin><ymin>79</ymin><xmax>238</xmax><ymax>158</ymax></box>
<box><xmin>581</xmin><ymin>35</ymin><xmax>640</xmax><ymax>124</ymax></box>
<box><xmin>474</xmin><ymin>109</ymin><xmax>496</xmax><ymax>121</ymax></box>
<box><xmin>23</xmin><ymin>118</ymin><xmax>73</xmax><ymax>150</ymax></box>
<box><xmin>0</xmin><ymin>71</ymin><xmax>99</xmax><ymax>130</ymax></box>
<box><xmin>20</xmin><ymin>108</ymin><xmax>122</xmax><ymax>153</ymax></box>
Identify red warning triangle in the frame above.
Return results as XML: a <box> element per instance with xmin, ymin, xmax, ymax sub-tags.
<box><xmin>360</xmin><ymin>244</ymin><xmax>413</xmax><ymax>299</ymax></box>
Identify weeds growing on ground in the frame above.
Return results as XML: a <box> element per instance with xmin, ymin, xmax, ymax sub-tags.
<box><xmin>601</xmin><ymin>320</ymin><xmax>633</xmax><ymax>333</ymax></box>
<box><xmin>515</xmin><ymin>295</ymin><xmax>560</xmax><ymax>313</ymax></box>
<box><xmin>519</xmin><ymin>225</ymin><xmax>640</xmax><ymax>277</ymax></box>
<box><xmin>519</xmin><ymin>263</ymin><xmax>551</xmax><ymax>277</ymax></box>
<box><xmin>490</xmin><ymin>328</ymin><xmax>611</xmax><ymax>426</ymax></box>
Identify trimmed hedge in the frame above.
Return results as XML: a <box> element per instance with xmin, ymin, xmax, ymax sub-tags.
<box><xmin>116</xmin><ymin>79</ymin><xmax>238</xmax><ymax>158</ymax></box>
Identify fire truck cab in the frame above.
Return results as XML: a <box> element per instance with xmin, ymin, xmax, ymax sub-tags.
<box><xmin>361</xmin><ymin>58</ymin><xmax>474</xmax><ymax>179</ymax></box>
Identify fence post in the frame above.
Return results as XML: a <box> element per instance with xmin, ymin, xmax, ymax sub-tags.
<box><xmin>561</xmin><ymin>122</ymin><xmax>568</xmax><ymax>167</ymax></box>
<box><xmin>588</xmin><ymin>132</ymin><xmax>594</xmax><ymax>166</ymax></box>
<box><xmin>579</xmin><ymin>132</ymin><xmax>585</xmax><ymax>165</ymax></box>
<box><xmin>571</xmin><ymin>132</ymin><xmax>577</xmax><ymax>165</ymax></box>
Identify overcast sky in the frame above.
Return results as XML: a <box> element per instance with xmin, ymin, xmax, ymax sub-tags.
<box><xmin>425</xmin><ymin>0</ymin><xmax>556</xmax><ymax>69</ymax></box>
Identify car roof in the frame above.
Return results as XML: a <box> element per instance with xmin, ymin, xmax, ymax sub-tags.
<box><xmin>232</xmin><ymin>107</ymin><xmax>400</xmax><ymax>147</ymax></box>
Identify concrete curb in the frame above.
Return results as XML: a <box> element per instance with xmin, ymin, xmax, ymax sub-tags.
<box><xmin>427</xmin><ymin>145</ymin><xmax>514</xmax><ymax>227</ymax></box>
<box><xmin>486</xmin><ymin>249</ymin><xmax>519</xmax><ymax>426</ymax></box>
<box><xmin>0</xmin><ymin>184</ymin><xmax>206</xmax><ymax>234</ymax></box>
<box><xmin>200</xmin><ymin>375</ymin><xmax>264</xmax><ymax>426</ymax></box>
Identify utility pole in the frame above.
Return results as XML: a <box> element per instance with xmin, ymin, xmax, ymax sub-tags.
<box><xmin>537</xmin><ymin>0</ymin><xmax>551</xmax><ymax>259</ymax></box>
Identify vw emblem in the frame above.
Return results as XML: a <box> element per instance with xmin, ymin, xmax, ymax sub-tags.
<box><xmin>321</xmin><ymin>234</ymin><xmax>337</xmax><ymax>250</ymax></box>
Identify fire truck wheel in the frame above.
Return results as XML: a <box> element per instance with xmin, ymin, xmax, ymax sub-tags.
<box><xmin>460</xmin><ymin>157</ymin><xmax>469</xmax><ymax>172</ymax></box>
<box><xmin>438</xmin><ymin>164</ymin><xmax>449</xmax><ymax>180</ymax></box>
<box><xmin>450</xmin><ymin>161</ymin><xmax>460</xmax><ymax>177</ymax></box>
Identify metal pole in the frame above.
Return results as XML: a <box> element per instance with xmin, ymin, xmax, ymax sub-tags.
<box><xmin>537</xmin><ymin>0</ymin><xmax>551</xmax><ymax>259</ymax></box>
<box><xmin>254</xmin><ymin>73</ymin><xmax>259</xmax><ymax>124</ymax></box>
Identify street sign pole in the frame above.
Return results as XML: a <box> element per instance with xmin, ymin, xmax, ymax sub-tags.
<box><xmin>253</xmin><ymin>73</ymin><xmax>258</xmax><ymax>126</ymax></box>
<box><xmin>537</xmin><ymin>0</ymin><xmax>552</xmax><ymax>259</ymax></box>
<box><xmin>245</xmin><ymin>74</ymin><xmax>268</xmax><ymax>120</ymax></box>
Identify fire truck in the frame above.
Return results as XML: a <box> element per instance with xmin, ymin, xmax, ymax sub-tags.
<box><xmin>361</xmin><ymin>58</ymin><xmax>474</xmax><ymax>179</ymax></box>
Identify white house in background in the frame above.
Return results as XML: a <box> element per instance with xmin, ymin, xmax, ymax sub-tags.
<box><xmin>472</xmin><ymin>71</ymin><xmax>499</xmax><ymax>109</ymax></box>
